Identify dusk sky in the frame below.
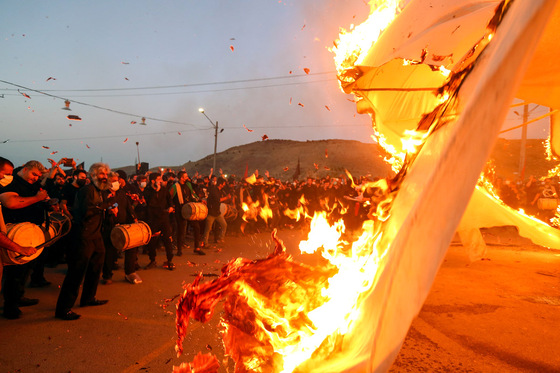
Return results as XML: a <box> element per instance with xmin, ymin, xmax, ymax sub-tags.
<box><xmin>1</xmin><ymin>0</ymin><xmax>549</xmax><ymax>170</ymax></box>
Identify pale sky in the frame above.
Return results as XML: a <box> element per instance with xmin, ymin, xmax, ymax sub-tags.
<box><xmin>0</xmin><ymin>0</ymin><xmax>377</xmax><ymax>170</ymax></box>
<box><xmin>0</xmin><ymin>0</ymin><xmax>549</xmax><ymax>170</ymax></box>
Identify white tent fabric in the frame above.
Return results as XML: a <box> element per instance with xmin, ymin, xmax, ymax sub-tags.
<box><xmin>517</xmin><ymin>2</ymin><xmax>560</xmax><ymax>109</ymax></box>
<box><xmin>344</xmin><ymin>0</ymin><xmax>560</xmax><ymax>256</ymax></box>
<box><xmin>316</xmin><ymin>0</ymin><xmax>558</xmax><ymax>371</ymax></box>
<box><xmin>361</xmin><ymin>1</ymin><xmax>556</xmax><ymax>370</ymax></box>
<box><xmin>459</xmin><ymin>186</ymin><xmax>560</xmax><ymax>253</ymax></box>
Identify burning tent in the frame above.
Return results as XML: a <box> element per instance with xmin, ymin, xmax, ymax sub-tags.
<box><xmin>331</xmin><ymin>0</ymin><xmax>559</xmax><ymax>370</ymax></box>
<box><xmin>175</xmin><ymin>0</ymin><xmax>560</xmax><ymax>372</ymax></box>
<box><xmin>337</xmin><ymin>0</ymin><xmax>560</xmax><ymax>260</ymax></box>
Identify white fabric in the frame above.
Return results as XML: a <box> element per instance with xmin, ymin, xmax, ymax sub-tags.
<box><xmin>311</xmin><ymin>0</ymin><xmax>557</xmax><ymax>372</ymax></box>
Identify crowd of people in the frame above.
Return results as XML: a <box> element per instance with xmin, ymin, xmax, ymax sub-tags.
<box><xmin>0</xmin><ymin>156</ymin><xmax>384</xmax><ymax>321</ymax></box>
<box><xmin>2</xmin><ymin>155</ymin><xmax>559</xmax><ymax>321</ymax></box>
<box><xmin>494</xmin><ymin>174</ymin><xmax>560</xmax><ymax>221</ymax></box>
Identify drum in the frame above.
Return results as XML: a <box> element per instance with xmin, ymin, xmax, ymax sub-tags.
<box><xmin>537</xmin><ymin>198</ymin><xmax>558</xmax><ymax>210</ymax></box>
<box><xmin>1</xmin><ymin>223</ymin><xmax>46</xmax><ymax>265</ymax></box>
<box><xmin>110</xmin><ymin>221</ymin><xmax>152</xmax><ymax>251</ymax></box>
<box><xmin>42</xmin><ymin>213</ymin><xmax>72</xmax><ymax>246</ymax></box>
<box><xmin>181</xmin><ymin>202</ymin><xmax>208</xmax><ymax>221</ymax></box>
<box><xmin>220</xmin><ymin>203</ymin><xmax>238</xmax><ymax>221</ymax></box>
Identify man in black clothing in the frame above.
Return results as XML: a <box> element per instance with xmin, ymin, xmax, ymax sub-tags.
<box><xmin>46</xmin><ymin>169</ymin><xmax>87</xmax><ymax>269</ymax></box>
<box><xmin>60</xmin><ymin>169</ymin><xmax>87</xmax><ymax>218</ymax></box>
<box><xmin>202</xmin><ymin>177</ymin><xmax>228</xmax><ymax>245</ymax></box>
<box><xmin>172</xmin><ymin>171</ymin><xmax>205</xmax><ymax>256</ymax></box>
<box><xmin>113</xmin><ymin>170</ymin><xmax>142</xmax><ymax>284</ymax></box>
<box><xmin>144</xmin><ymin>173</ymin><xmax>175</xmax><ymax>270</ymax></box>
<box><xmin>55</xmin><ymin>163</ymin><xmax>114</xmax><ymax>321</ymax></box>
<box><xmin>0</xmin><ymin>157</ymin><xmax>38</xmax><ymax>285</ymax></box>
<box><xmin>0</xmin><ymin>160</ymin><xmax>49</xmax><ymax>319</ymax></box>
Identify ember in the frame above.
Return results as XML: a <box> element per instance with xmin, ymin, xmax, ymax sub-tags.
<box><xmin>173</xmin><ymin>352</ymin><xmax>219</xmax><ymax>373</ymax></box>
<box><xmin>176</xmin><ymin>230</ymin><xmax>341</xmax><ymax>371</ymax></box>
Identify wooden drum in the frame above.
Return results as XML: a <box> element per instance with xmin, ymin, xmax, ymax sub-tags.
<box><xmin>220</xmin><ymin>203</ymin><xmax>238</xmax><ymax>221</ymax></box>
<box><xmin>43</xmin><ymin>212</ymin><xmax>72</xmax><ymax>246</ymax></box>
<box><xmin>110</xmin><ymin>221</ymin><xmax>152</xmax><ymax>251</ymax></box>
<box><xmin>181</xmin><ymin>202</ymin><xmax>208</xmax><ymax>221</ymax></box>
<box><xmin>1</xmin><ymin>223</ymin><xmax>45</xmax><ymax>265</ymax></box>
<box><xmin>538</xmin><ymin>198</ymin><xmax>559</xmax><ymax>210</ymax></box>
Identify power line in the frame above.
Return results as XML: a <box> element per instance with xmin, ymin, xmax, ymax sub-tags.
<box><xmin>0</xmin><ymin>71</ymin><xmax>335</xmax><ymax>93</ymax></box>
<box><xmin>0</xmin><ymin>79</ymin><xmax>202</xmax><ymax>127</ymax></box>
<box><xmin>2</xmin><ymin>123</ymin><xmax>371</xmax><ymax>143</ymax></box>
<box><xmin>0</xmin><ymin>77</ymin><xmax>336</xmax><ymax>98</ymax></box>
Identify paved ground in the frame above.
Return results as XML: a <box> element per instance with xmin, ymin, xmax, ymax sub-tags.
<box><xmin>1</xmin><ymin>227</ymin><xmax>560</xmax><ymax>372</ymax></box>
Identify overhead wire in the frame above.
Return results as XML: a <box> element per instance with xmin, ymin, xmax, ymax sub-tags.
<box><xmin>0</xmin><ymin>77</ymin><xmax>336</xmax><ymax>98</ymax></box>
<box><xmin>0</xmin><ymin>71</ymin><xmax>335</xmax><ymax>92</ymax></box>
<box><xmin>0</xmin><ymin>79</ymin><xmax>203</xmax><ymax>127</ymax></box>
<box><xmin>4</xmin><ymin>123</ymin><xmax>371</xmax><ymax>144</ymax></box>
<box><xmin>0</xmin><ymin>72</ymin><xmax>338</xmax><ymax>126</ymax></box>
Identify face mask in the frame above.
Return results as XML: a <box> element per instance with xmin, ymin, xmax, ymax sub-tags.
<box><xmin>110</xmin><ymin>181</ymin><xmax>120</xmax><ymax>191</ymax></box>
<box><xmin>76</xmin><ymin>179</ymin><xmax>87</xmax><ymax>187</ymax></box>
<box><xmin>0</xmin><ymin>174</ymin><xmax>13</xmax><ymax>187</ymax></box>
<box><xmin>140</xmin><ymin>181</ymin><xmax>147</xmax><ymax>188</ymax></box>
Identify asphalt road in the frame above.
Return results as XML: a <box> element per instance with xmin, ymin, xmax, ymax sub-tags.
<box><xmin>1</xmin><ymin>227</ymin><xmax>559</xmax><ymax>373</ymax></box>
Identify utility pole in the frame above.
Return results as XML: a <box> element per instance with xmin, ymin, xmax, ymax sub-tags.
<box><xmin>199</xmin><ymin>108</ymin><xmax>219</xmax><ymax>171</ymax></box>
<box><xmin>519</xmin><ymin>104</ymin><xmax>528</xmax><ymax>179</ymax></box>
<box><xmin>213</xmin><ymin>121</ymin><xmax>218</xmax><ymax>171</ymax></box>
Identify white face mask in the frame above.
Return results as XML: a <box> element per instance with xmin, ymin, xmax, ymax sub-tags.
<box><xmin>110</xmin><ymin>181</ymin><xmax>120</xmax><ymax>191</ymax></box>
<box><xmin>0</xmin><ymin>174</ymin><xmax>13</xmax><ymax>187</ymax></box>
<box><xmin>140</xmin><ymin>181</ymin><xmax>147</xmax><ymax>188</ymax></box>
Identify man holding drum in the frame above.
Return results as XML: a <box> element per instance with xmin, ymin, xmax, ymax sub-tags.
<box><xmin>0</xmin><ymin>160</ymin><xmax>49</xmax><ymax>319</ymax></box>
<box><xmin>171</xmin><ymin>171</ymin><xmax>205</xmax><ymax>256</ymax></box>
<box><xmin>0</xmin><ymin>157</ymin><xmax>37</xmax><ymax>292</ymax></box>
<box><xmin>202</xmin><ymin>177</ymin><xmax>229</xmax><ymax>247</ymax></box>
<box><xmin>144</xmin><ymin>173</ymin><xmax>175</xmax><ymax>270</ymax></box>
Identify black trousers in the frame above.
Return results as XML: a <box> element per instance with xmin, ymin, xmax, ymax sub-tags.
<box><xmin>187</xmin><ymin>220</ymin><xmax>203</xmax><ymax>249</ymax></box>
<box><xmin>55</xmin><ymin>234</ymin><xmax>105</xmax><ymax>314</ymax></box>
<box><xmin>124</xmin><ymin>247</ymin><xmax>138</xmax><ymax>275</ymax></box>
<box><xmin>2</xmin><ymin>262</ymin><xmax>32</xmax><ymax>310</ymax></box>
<box><xmin>147</xmin><ymin>218</ymin><xmax>173</xmax><ymax>262</ymax></box>
<box><xmin>29</xmin><ymin>248</ymin><xmax>48</xmax><ymax>283</ymax></box>
<box><xmin>102</xmin><ymin>229</ymin><xmax>117</xmax><ymax>280</ymax></box>
<box><xmin>176</xmin><ymin>214</ymin><xmax>187</xmax><ymax>251</ymax></box>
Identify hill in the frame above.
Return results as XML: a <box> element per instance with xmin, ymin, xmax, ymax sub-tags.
<box><xmin>116</xmin><ymin>137</ymin><xmax>559</xmax><ymax>182</ymax></box>
<box><xmin>117</xmin><ymin>139</ymin><xmax>392</xmax><ymax>181</ymax></box>
<box><xmin>181</xmin><ymin>139</ymin><xmax>393</xmax><ymax>180</ymax></box>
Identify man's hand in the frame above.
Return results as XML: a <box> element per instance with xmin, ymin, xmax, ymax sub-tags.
<box><xmin>36</xmin><ymin>189</ymin><xmax>49</xmax><ymax>201</ymax></box>
<box><xmin>18</xmin><ymin>246</ymin><xmax>38</xmax><ymax>257</ymax></box>
<box><xmin>168</xmin><ymin>207</ymin><xmax>175</xmax><ymax>214</ymax></box>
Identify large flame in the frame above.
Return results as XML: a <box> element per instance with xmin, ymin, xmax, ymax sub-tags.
<box><xmin>331</xmin><ymin>0</ymin><xmax>402</xmax><ymax>77</ymax></box>
<box><xmin>175</xmin><ymin>1</ymin><xmax>559</xmax><ymax>372</ymax></box>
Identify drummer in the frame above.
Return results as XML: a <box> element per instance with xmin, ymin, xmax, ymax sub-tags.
<box><xmin>171</xmin><ymin>171</ymin><xmax>204</xmax><ymax>256</ymax></box>
<box><xmin>0</xmin><ymin>157</ymin><xmax>37</xmax><ymax>287</ymax></box>
<box><xmin>101</xmin><ymin>172</ymin><xmax>139</xmax><ymax>284</ymax></box>
<box><xmin>0</xmin><ymin>160</ymin><xmax>49</xmax><ymax>320</ymax></box>
<box><xmin>112</xmin><ymin>170</ymin><xmax>142</xmax><ymax>284</ymax></box>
